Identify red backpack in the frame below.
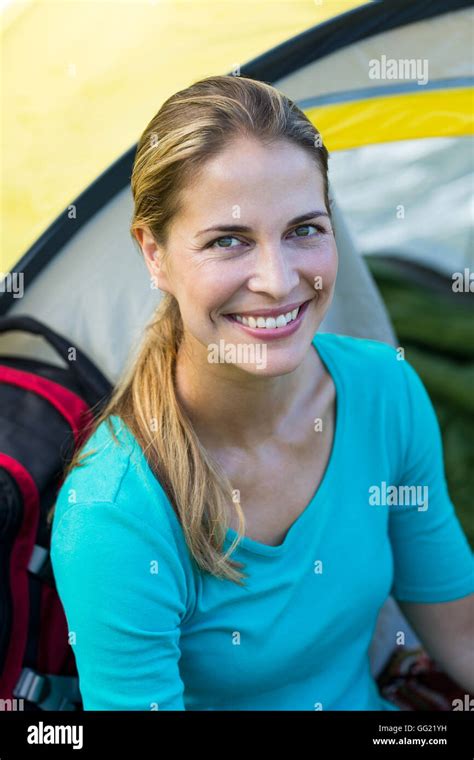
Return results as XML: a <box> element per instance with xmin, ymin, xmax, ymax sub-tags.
<box><xmin>0</xmin><ymin>315</ymin><xmax>112</xmax><ymax>710</ymax></box>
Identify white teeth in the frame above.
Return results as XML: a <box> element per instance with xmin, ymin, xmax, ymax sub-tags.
<box><xmin>232</xmin><ymin>305</ymin><xmax>301</xmax><ymax>328</ymax></box>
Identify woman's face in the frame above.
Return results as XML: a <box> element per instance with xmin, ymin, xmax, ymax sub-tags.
<box><xmin>140</xmin><ymin>136</ymin><xmax>338</xmax><ymax>377</ymax></box>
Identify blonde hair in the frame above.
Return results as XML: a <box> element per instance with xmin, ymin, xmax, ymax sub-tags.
<box><xmin>48</xmin><ymin>74</ymin><xmax>332</xmax><ymax>585</ymax></box>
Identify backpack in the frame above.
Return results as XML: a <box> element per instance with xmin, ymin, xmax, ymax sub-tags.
<box><xmin>0</xmin><ymin>315</ymin><xmax>112</xmax><ymax>710</ymax></box>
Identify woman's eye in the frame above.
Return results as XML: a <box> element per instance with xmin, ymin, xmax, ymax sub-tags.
<box><xmin>207</xmin><ymin>235</ymin><xmax>243</xmax><ymax>250</ymax></box>
<box><xmin>289</xmin><ymin>224</ymin><xmax>324</xmax><ymax>239</ymax></box>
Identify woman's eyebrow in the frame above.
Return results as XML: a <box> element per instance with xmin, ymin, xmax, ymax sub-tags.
<box><xmin>195</xmin><ymin>210</ymin><xmax>330</xmax><ymax>237</ymax></box>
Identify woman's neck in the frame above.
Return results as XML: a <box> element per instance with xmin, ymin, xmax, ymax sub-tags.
<box><xmin>174</xmin><ymin>333</ymin><xmax>323</xmax><ymax>450</ymax></box>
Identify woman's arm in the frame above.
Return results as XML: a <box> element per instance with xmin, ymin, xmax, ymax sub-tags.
<box><xmin>51</xmin><ymin>499</ymin><xmax>188</xmax><ymax>710</ymax></box>
<box><xmin>398</xmin><ymin>596</ymin><xmax>474</xmax><ymax>695</ymax></box>
<box><xmin>387</xmin><ymin>355</ymin><xmax>474</xmax><ymax>695</ymax></box>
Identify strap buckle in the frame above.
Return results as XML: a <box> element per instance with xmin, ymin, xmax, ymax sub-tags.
<box><xmin>28</xmin><ymin>544</ymin><xmax>56</xmax><ymax>587</ymax></box>
<box><xmin>13</xmin><ymin>667</ymin><xmax>81</xmax><ymax>710</ymax></box>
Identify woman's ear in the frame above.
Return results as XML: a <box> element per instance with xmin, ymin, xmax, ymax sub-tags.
<box><xmin>134</xmin><ymin>227</ymin><xmax>172</xmax><ymax>294</ymax></box>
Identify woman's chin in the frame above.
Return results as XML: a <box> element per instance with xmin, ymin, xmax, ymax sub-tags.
<box><xmin>207</xmin><ymin>337</ymin><xmax>312</xmax><ymax>376</ymax></box>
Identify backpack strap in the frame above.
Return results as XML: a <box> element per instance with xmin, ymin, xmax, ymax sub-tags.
<box><xmin>0</xmin><ymin>315</ymin><xmax>111</xmax><ymax>407</ymax></box>
<box><xmin>14</xmin><ymin>667</ymin><xmax>82</xmax><ymax>711</ymax></box>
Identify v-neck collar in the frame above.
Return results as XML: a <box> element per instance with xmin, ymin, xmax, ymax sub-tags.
<box><xmin>223</xmin><ymin>332</ymin><xmax>345</xmax><ymax>557</ymax></box>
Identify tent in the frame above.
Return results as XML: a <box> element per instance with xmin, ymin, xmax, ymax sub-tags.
<box><xmin>1</xmin><ymin>0</ymin><xmax>472</xmax><ymax>694</ymax></box>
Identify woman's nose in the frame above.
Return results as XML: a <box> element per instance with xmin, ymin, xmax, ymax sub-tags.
<box><xmin>246</xmin><ymin>243</ymin><xmax>300</xmax><ymax>299</ymax></box>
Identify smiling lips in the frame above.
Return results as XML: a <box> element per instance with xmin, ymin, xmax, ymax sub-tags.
<box><xmin>225</xmin><ymin>299</ymin><xmax>310</xmax><ymax>330</ymax></box>
<box><xmin>233</xmin><ymin>306</ymin><xmax>300</xmax><ymax>329</ymax></box>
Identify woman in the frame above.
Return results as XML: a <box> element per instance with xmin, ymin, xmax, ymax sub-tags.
<box><xmin>50</xmin><ymin>74</ymin><xmax>473</xmax><ymax>711</ymax></box>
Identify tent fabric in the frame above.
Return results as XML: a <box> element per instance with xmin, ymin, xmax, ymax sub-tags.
<box><xmin>277</xmin><ymin>6</ymin><xmax>472</xmax><ymax>99</ymax></box>
<box><xmin>304</xmin><ymin>86</ymin><xmax>473</xmax><ymax>150</ymax></box>
<box><xmin>246</xmin><ymin>6</ymin><xmax>474</xmax><ymax>158</ymax></box>
<box><xmin>242</xmin><ymin>0</ymin><xmax>471</xmax><ymax>84</ymax></box>
<box><xmin>329</xmin><ymin>136</ymin><xmax>473</xmax><ymax>276</ymax></box>
<box><xmin>3</xmin><ymin>0</ymin><xmax>372</xmax><ymax>272</ymax></box>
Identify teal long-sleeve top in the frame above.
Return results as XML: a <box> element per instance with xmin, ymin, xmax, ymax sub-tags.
<box><xmin>50</xmin><ymin>332</ymin><xmax>474</xmax><ymax>710</ymax></box>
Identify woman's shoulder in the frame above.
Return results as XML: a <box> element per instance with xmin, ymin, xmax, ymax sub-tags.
<box><xmin>314</xmin><ymin>331</ymin><xmax>425</xmax><ymax>416</ymax></box>
<box><xmin>52</xmin><ymin>414</ymin><xmax>177</xmax><ymax>538</ymax></box>
<box><xmin>57</xmin><ymin>414</ymin><xmax>135</xmax><ymax>504</ymax></box>
<box><xmin>315</xmin><ymin>331</ymin><xmax>398</xmax><ymax>362</ymax></box>
<box><xmin>315</xmin><ymin>331</ymin><xmax>402</xmax><ymax>381</ymax></box>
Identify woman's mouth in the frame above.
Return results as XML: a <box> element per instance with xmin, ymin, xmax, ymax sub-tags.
<box><xmin>223</xmin><ymin>299</ymin><xmax>312</xmax><ymax>340</ymax></box>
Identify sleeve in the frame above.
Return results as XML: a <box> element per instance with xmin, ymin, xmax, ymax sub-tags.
<box><xmin>50</xmin><ymin>500</ymin><xmax>188</xmax><ymax>710</ymax></box>
<box><xmin>388</xmin><ymin>358</ymin><xmax>474</xmax><ymax>603</ymax></box>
